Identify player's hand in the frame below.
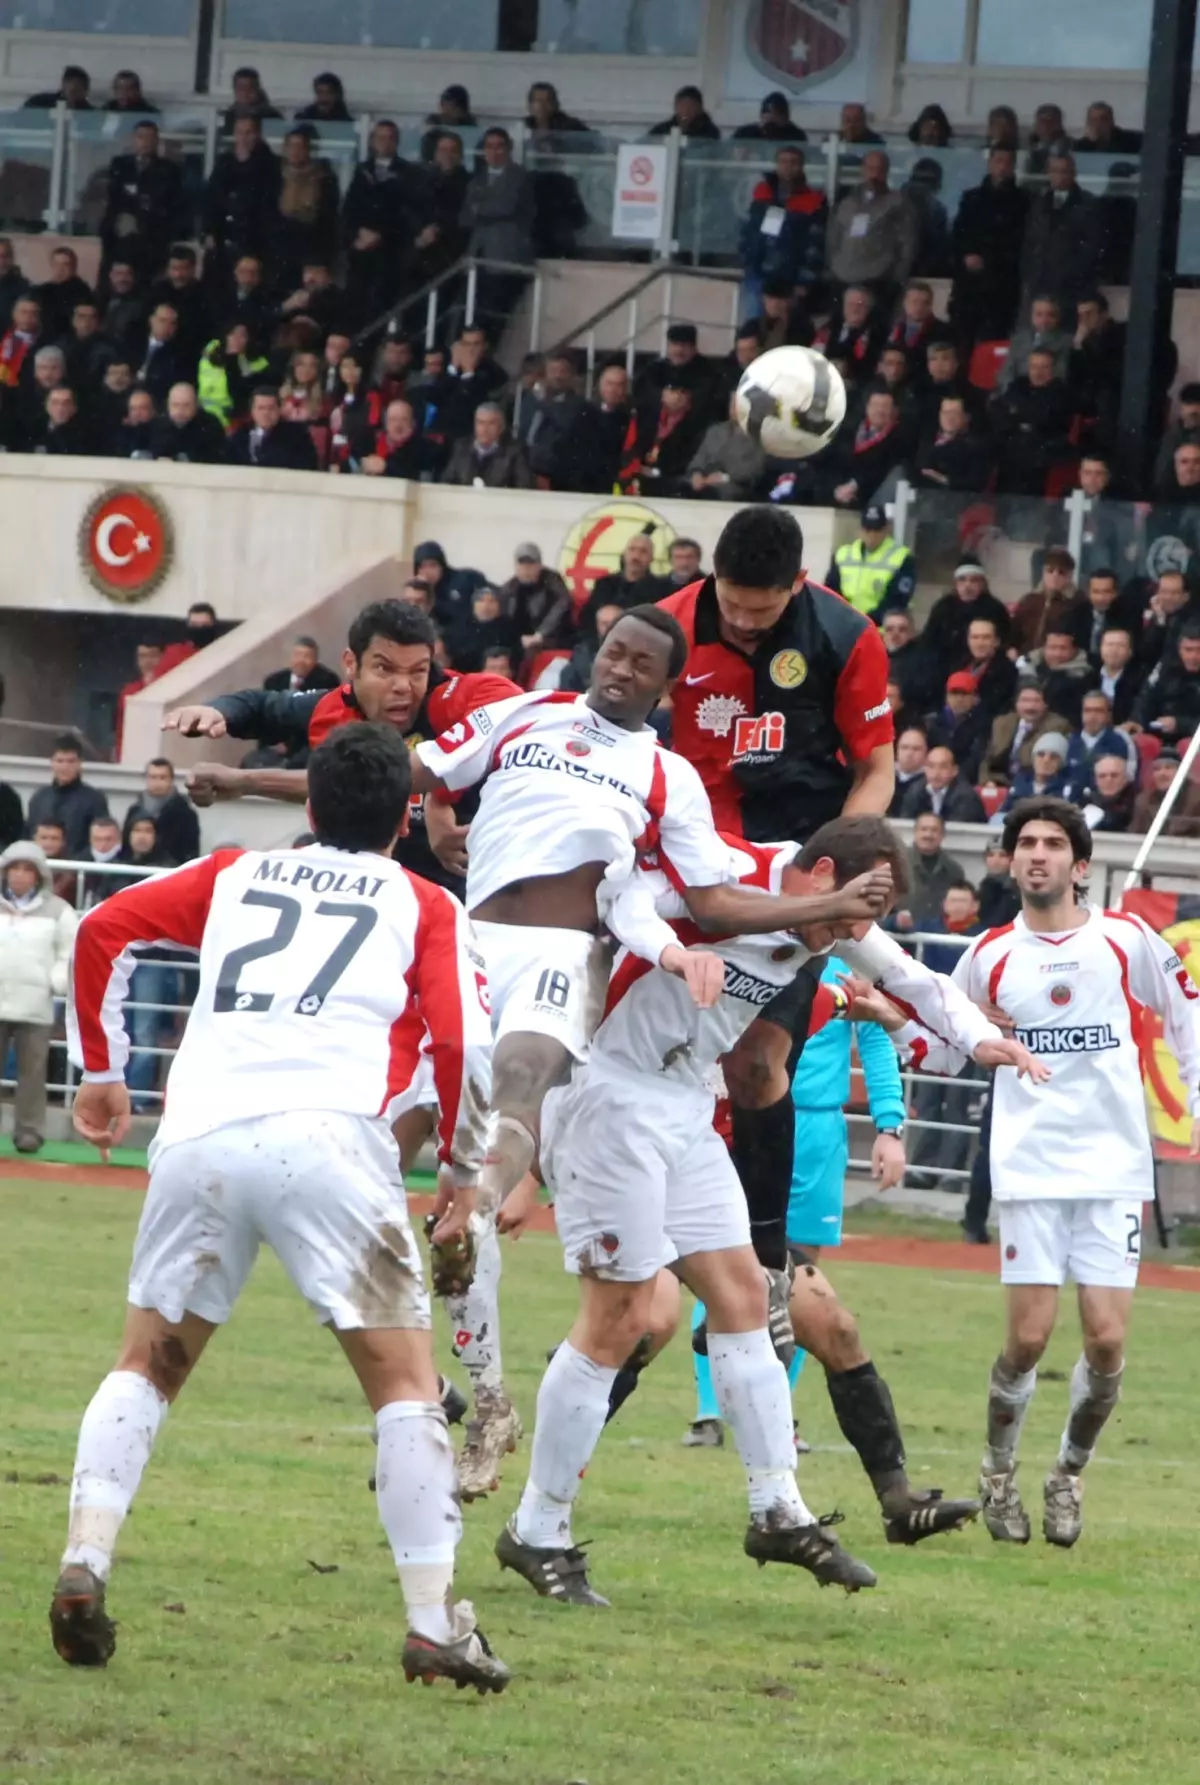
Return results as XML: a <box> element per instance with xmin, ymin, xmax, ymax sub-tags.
<box><xmin>186</xmin><ymin>762</ymin><xmax>245</xmax><ymax>807</ymax></box>
<box><xmin>1190</xmin><ymin>1117</ymin><xmax>1200</xmax><ymax>1157</ymax></box>
<box><xmin>838</xmin><ymin>974</ymin><xmax>907</xmax><ymax>1033</ymax></box>
<box><xmin>426</xmin><ymin>797</ymin><xmax>469</xmax><ymax>876</ymax></box>
<box><xmin>871</xmin><ymin>1130</ymin><xmax>906</xmax><ymax>1189</ymax></box>
<box><xmin>835</xmin><ymin>865</ymin><xmax>894</xmax><ymax>920</ymax></box>
<box><xmin>660</xmin><ymin>943</ymin><xmax>724</xmax><ymax>1009</ymax></box>
<box><xmin>431</xmin><ymin>1167</ymin><xmax>476</xmax><ymax>1244</ymax></box>
<box><xmin>974</xmin><ymin>1036</ymin><xmax>1051</xmax><ymax>1082</ymax></box>
<box><xmin>164</xmin><ymin>704</ymin><xmax>228</xmax><ymax>739</ymax></box>
<box><xmin>497</xmin><ymin>1172</ymin><xmax>541</xmax><ymax>1239</ymax></box>
<box><xmin>72</xmin><ymin>1080</ymin><xmax>131</xmax><ymax>1162</ymax></box>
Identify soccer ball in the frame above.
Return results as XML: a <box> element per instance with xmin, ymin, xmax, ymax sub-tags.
<box><xmin>735</xmin><ymin>345</ymin><xmax>847</xmax><ymax>460</ymax></box>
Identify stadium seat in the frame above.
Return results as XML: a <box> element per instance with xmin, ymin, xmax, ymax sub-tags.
<box><xmin>976</xmin><ymin>784</ymin><xmax>1006</xmax><ymax>817</ymax></box>
<box><xmin>1135</xmin><ymin>731</ymin><xmax>1163</xmax><ymax>787</ymax></box>
<box><xmin>968</xmin><ymin>341</ymin><xmax>1010</xmax><ymax>391</ymax></box>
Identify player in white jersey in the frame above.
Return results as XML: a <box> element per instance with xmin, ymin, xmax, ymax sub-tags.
<box><xmin>50</xmin><ymin>727</ymin><xmax>510</xmax><ymax>1693</ymax></box>
<box><xmin>494</xmin><ymin>816</ymin><xmax>1036</xmax><ymax>1602</ymax></box>
<box><xmin>410</xmin><ymin>605</ymin><xmax>894</xmax><ymax>1494</ymax></box>
<box><xmin>859</xmin><ymin>798</ymin><xmax>1200</xmax><ymax>1549</ymax></box>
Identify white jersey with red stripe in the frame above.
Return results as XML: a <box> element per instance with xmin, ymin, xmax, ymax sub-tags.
<box><xmin>594</xmin><ymin>836</ymin><xmax>999</xmax><ymax>1094</ymax></box>
<box><xmin>900</xmin><ymin>906</ymin><xmax>1200</xmax><ymax>1202</ymax></box>
<box><xmin>414</xmin><ymin>689</ymin><xmax>732</xmax><ymax>919</ymax></box>
<box><xmin>67</xmin><ymin>843</ymin><xmax>492</xmax><ymax>1171</ymax></box>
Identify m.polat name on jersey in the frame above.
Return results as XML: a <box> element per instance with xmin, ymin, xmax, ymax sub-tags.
<box><xmin>255</xmin><ymin>858</ymin><xmax>388</xmax><ymax>898</ymax></box>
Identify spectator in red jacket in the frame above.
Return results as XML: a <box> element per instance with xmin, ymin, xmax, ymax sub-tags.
<box><xmin>114</xmin><ymin>642</ymin><xmax>164</xmax><ymax>758</ymax></box>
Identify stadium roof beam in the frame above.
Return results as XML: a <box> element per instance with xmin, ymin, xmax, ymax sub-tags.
<box><xmin>1116</xmin><ymin>0</ymin><xmax>1198</xmax><ymax>494</ymax></box>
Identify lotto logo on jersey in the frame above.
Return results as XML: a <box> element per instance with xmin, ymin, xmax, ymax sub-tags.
<box><xmin>1014</xmin><ymin>1023</ymin><xmax>1120</xmax><ymax>1055</ymax></box>
<box><xmin>731</xmin><ymin>712</ymin><xmax>786</xmax><ymax>759</ymax></box>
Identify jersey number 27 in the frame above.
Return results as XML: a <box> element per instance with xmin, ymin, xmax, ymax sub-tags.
<box><xmin>214</xmin><ymin>889</ymin><xmax>378</xmax><ymax>1016</ymax></box>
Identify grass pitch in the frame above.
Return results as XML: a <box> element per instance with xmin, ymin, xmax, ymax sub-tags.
<box><xmin>2</xmin><ymin>1177</ymin><xmax>1198</xmax><ymax>1785</ymax></box>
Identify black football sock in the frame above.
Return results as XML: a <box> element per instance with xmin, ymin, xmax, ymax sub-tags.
<box><xmin>604</xmin><ymin>1333</ymin><xmax>654</xmax><ymax>1425</ymax></box>
<box><xmin>825</xmin><ymin>1361</ymin><xmax>909</xmax><ymax>1504</ymax></box>
<box><xmin>731</xmin><ymin>1093</ymin><xmax>795</xmax><ymax>1272</ymax></box>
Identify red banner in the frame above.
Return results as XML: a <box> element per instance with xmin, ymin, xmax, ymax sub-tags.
<box><xmin>1121</xmin><ymin>891</ymin><xmax>1200</xmax><ymax>1149</ymax></box>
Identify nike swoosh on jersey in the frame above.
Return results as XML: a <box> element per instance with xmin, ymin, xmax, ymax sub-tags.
<box><xmin>684</xmin><ymin>672</ymin><xmax>714</xmax><ymax>685</ymax></box>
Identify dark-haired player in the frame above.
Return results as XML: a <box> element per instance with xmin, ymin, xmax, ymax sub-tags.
<box><xmin>494</xmin><ymin>813</ymin><xmax>1028</xmax><ymax>1603</ymax></box>
<box><xmin>659</xmin><ymin>505</ymin><xmax>894</xmax><ymax>1282</ymax></box>
<box><xmin>53</xmin><ymin>725</ymin><xmax>509</xmax><ymax>1692</ymax></box>
<box><xmin>863</xmin><ymin>797</ymin><xmax>1200</xmax><ymax>1549</ymax></box>
<box><xmin>163</xmin><ymin>599</ymin><xmax>519</xmax><ymax>891</ymax></box>
<box><xmin>411</xmin><ymin>608</ymin><xmax>895</xmax><ymax>1493</ymax></box>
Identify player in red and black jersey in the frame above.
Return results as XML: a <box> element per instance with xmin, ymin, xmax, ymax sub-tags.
<box><xmin>660</xmin><ymin>506</ymin><xmax>896</xmax><ymax>1277</ymax></box>
<box><xmin>163</xmin><ymin>600</ymin><xmax>518</xmax><ymax>892</ymax></box>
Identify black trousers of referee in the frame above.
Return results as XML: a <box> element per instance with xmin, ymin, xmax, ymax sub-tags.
<box><xmin>728</xmin><ymin>962</ymin><xmax>823</xmax><ymax>1272</ymax></box>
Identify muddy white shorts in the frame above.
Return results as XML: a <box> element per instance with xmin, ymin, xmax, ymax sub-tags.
<box><xmin>130</xmin><ymin>1110</ymin><xmax>431</xmax><ymax>1330</ymax></box>
<box><xmin>472</xmin><ymin>921</ymin><xmax>609</xmax><ymax>1060</ymax></box>
<box><xmin>997</xmin><ymin>1196</ymin><xmax>1144</xmax><ymax>1288</ymax></box>
<box><xmin>541</xmin><ymin>1060</ymin><xmax>750</xmax><ymax>1282</ymax></box>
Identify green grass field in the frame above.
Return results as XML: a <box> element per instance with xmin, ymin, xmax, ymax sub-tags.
<box><xmin>3</xmin><ymin>1176</ymin><xmax>1198</xmax><ymax>1785</ymax></box>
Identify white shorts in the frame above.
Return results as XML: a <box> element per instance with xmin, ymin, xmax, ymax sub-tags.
<box><xmin>541</xmin><ymin>1061</ymin><xmax>750</xmax><ymax>1282</ymax></box>
<box><xmin>129</xmin><ymin>1110</ymin><xmax>431</xmax><ymax>1330</ymax></box>
<box><xmin>472</xmin><ymin>921</ymin><xmax>608</xmax><ymax>1061</ymax></box>
<box><xmin>998</xmin><ymin>1197</ymin><xmax>1144</xmax><ymax>1288</ymax></box>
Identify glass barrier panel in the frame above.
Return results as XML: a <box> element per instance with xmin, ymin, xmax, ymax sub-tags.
<box><xmin>216</xmin><ymin>120</ymin><xmax>359</xmax><ymax>197</ymax></box>
<box><xmin>0</xmin><ymin>0</ymin><xmax>192</xmax><ymax>32</ymax></box>
<box><xmin>220</xmin><ymin>0</ymin><xmax>499</xmax><ymax>48</ymax></box>
<box><xmin>907</xmin><ymin>489</ymin><xmax>1072</xmax><ymax>608</ymax></box>
<box><xmin>63</xmin><ymin>110</ymin><xmax>207</xmax><ymax>238</ymax></box>
<box><xmin>1178</xmin><ymin>156</ymin><xmax>1200</xmax><ymax>276</ymax></box>
<box><xmin>674</xmin><ymin>136</ymin><xmax>779</xmax><ymax>267</ymax></box>
<box><xmin>528</xmin><ymin>0</ymin><xmax>700</xmax><ymax>54</ymax></box>
<box><xmin>524</xmin><ymin>132</ymin><xmax>621</xmax><ymax>257</ymax></box>
<box><xmin>0</xmin><ymin>108</ymin><xmax>55</xmax><ymax>230</ymax></box>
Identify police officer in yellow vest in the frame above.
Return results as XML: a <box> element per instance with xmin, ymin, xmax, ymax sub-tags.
<box><xmin>826</xmin><ymin>503</ymin><xmax>917</xmax><ymax>622</ymax></box>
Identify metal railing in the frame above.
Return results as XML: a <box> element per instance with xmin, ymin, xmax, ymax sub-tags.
<box><xmin>356</xmin><ymin>253</ymin><xmax>550</xmax><ymax>358</ymax></box>
<box><xmin>552</xmin><ymin>261</ymin><xmax>743</xmax><ymax>396</ymax></box>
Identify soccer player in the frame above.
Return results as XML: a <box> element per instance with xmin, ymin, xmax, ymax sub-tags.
<box><xmin>660</xmin><ymin>505</ymin><xmax>895</xmax><ymax>1284</ymax></box>
<box><xmin>494</xmin><ymin>816</ymin><xmax>1033</xmax><ymax>1603</ymax></box>
<box><xmin>163</xmin><ymin>599</ymin><xmax>518</xmax><ymax>891</ymax></box>
<box><xmin>860</xmin><ymin>797</ymin><xmax>1200</xmax><ymax>1548</ymax></box>
<box><xmin>51</xmin><ymin>726</ymin><xmax>510</xmax><ymax>1693</ymax></box>
<box><xmin>411</xmin><ymin>606</ymin><xmax>894</xmax><ymax>1493</ymax></box>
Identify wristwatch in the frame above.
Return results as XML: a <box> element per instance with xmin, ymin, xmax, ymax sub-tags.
<box><xmin>876</xmin><ymin>1125</ymin><xmax>905</xmax><ymax>1140</ymax></box>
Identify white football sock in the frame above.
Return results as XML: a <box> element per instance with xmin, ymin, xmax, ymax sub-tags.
<box><xmin>515</xmin><ymin>1341</ymin><xmax>616</xmax><ymax>1548</ymax></box>
<box><xmin>982</xmin><ymin>1354</ymin><xmax>1038</xmax><ymax>1473</ymax></box>
<box><xmin>375</xmin><ymin>1400</ymin><xmax>459</xmax><ymax>1644</ymax></box>
<box><xmin>708</xmin><ymin>1328</ymin><xmax>813</xmax><ymax>1526</ymax></box>
<box><xmin>62</xmin><ymin>1370</ymin><xmax>168</xmax><ymax>1581</ymax></box>
<box><xmin>442</xmin><ymin>1212</ymin><xmax>504</xmax><ymax>1397</ymax></box>
<box><xmin>1058</xmin><ymin>1355</ymin><xmax>1123</xmax><ymax>1474</ymax></box>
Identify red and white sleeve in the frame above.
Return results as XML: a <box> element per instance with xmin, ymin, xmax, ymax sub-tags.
<box><xmin>410</xmin><ymin>880</ymin><xmax>493</xmax><ymax>1181</ymax></box>
<box><xmin>68</xmin><ymin>851</ymin><xmax>240</xmax><ymax>1081</ymax></box>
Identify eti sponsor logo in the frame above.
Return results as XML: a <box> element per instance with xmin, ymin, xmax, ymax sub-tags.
<box><xmin>1014</xmin><ymin>1023</ymin><xmax>1120</xmax><ymax>1055</ymax></box>
<box><xmin>696</xmin><ymin>692</ymin><xmax>748</xmax><ymax>738</ymax></box>
<box><xmin>732</xmin><ymin>712</ymin><xmax>786</xmax><ymax>760</ymax></box>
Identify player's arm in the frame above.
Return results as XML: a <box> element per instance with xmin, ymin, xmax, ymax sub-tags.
<box><xmin>855</xmin><ymin>1013</ymin><xmax>908</xmax><ymax>1187</ymax></box>
<box><xmin>410</xmin><ymin>889</ymin><xmax>494</xmax><ymax>1232</ymax></box>
<box><xmin>1120</xmin><ymin>915</ymin><xmax>1200</xmax><ymax>1150</ymax></box>
<box><xmin>164</xmin><ymin>687</ymin><xmax>321</xmax><ymax>746</ymax></box>
<box><xmin>601</xmin><ymin>870</ymin><xmax>725</xmax><ymax>1008</ymax></box>
<box><xmin>653</xmin><ymin>755</ymin><xmax>894</xmax><ymax>935</ymax></box>
<box><xmin>840</xmin><ymin>925</ymin><xmax>1002</xmax><ymax>1061</ymax></box>
<box><xmin>68</xmin><ymin>852</ymin><xmax>238</xmax><ymax>1156</ymax></box>
<box><xmin>411</xmin><ymin>691</ymin><xmax>534</xmax><ymax>799</ymax></box>
<box><xmin>833</xmin><ymin>623</ymin><xmax>895</xmax><ymax>815</ymax></box>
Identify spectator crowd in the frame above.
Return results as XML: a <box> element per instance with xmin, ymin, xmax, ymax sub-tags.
<box><xmin>0</xmin><ymin>74</ymin><xmax>1185</xmax><ymax>507</ymax></box>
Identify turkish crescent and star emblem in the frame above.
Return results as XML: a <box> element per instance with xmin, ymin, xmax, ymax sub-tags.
<box><xmin>79</xmin><ymin>486</ymin><xmax>173</xmax><ymax>603</ymax></box>
<box><xmin>746</xmin><ymin>0</ymin><xmax>858</xmax><ymax>91</ymax></box>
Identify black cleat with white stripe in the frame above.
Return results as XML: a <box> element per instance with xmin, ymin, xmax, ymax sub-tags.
<box><xmin>882</xmin><ymin>1487</ymin><xmax>979</xmax><ymax>1546</ymax></box>
<box><xmin>495</xmin><ymin>1518</ymin><xmax>610</xmax><ymax>1606</ymax></box>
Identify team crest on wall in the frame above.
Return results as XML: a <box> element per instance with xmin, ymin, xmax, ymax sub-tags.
<box><xmin>745</xmin><ymin>0</ymin><xmax>859</xmax><ymax>91</ymax></box>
